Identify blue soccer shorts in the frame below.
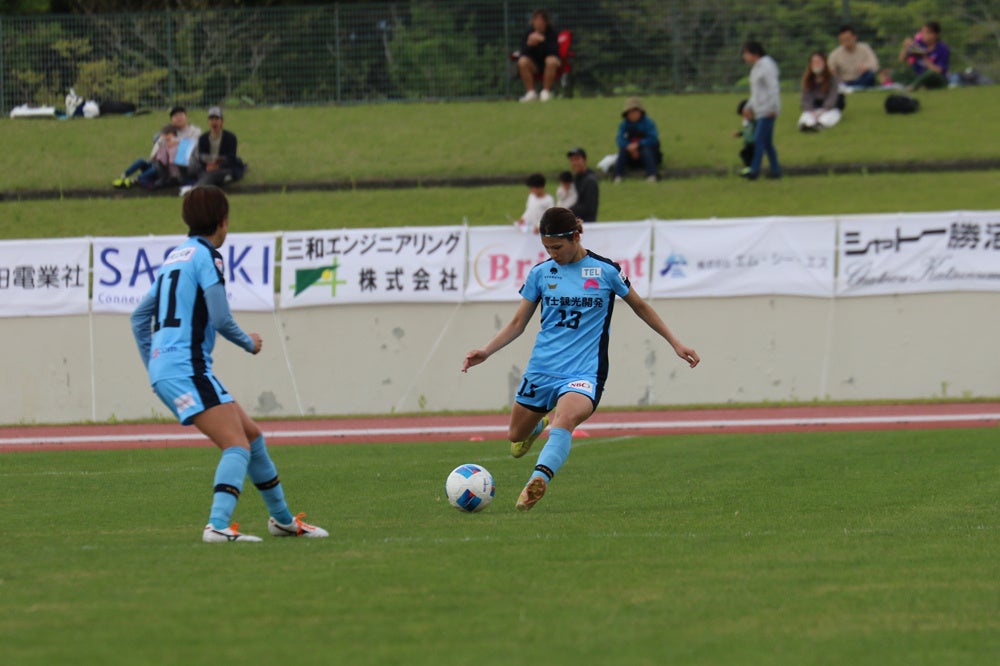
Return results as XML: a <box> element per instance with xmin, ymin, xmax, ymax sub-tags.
<box><xmin>513</xmin><ymin>371</ymin><xmax>603</xmax><ymax>413</ymax></box>
<box><xmin>152</xmin><ymin>374</ymin><xmax>233</xmax><ymax>425</ymax></box>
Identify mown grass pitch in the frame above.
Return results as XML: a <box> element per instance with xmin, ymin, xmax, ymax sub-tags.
<box><xmin>1</xmin><ymin>428</ymin><xmax>997</xmax><ymax>665</ymax></box>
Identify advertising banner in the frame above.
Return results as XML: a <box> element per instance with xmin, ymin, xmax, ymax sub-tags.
<box><xmin>91</xmin><ymin>233</ymin><xmax>277</xmax><ymax>313</ymax></box>
<box><xmin>465</xmin><ymin>221</ymin><xmax>653</xmax><ymax>301</ymax></box>
<box><xmin>651</xmin><ymin>217</ymin><xmax>836</xmax><ymax>298</ymax></box>
<box><xmin>0</xmin><ymin>238</ymin><xmax>90</xmax><ymax>317</ymax></box>
<box><xmin>280</xmin><ymin>226</ymin><xmax>466</xmax><ymax>307</ymax></box>
<box><xmin>836</xmin><ymin>211</ymin><xmax>1000</xmax><ymax>296</ymax></box>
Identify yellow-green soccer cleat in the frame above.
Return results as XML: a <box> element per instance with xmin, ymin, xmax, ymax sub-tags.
<box><xmin>515</xmin><ymin>476</ymin><xmax>548</xmax><ymax>511</ymax></box>
<box><xmin>511</xmin><ymin>416</ymin><xmax>549</xmax><ymax>459</ymax></box>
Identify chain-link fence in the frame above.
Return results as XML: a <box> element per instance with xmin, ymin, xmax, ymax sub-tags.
<box><xmin>2</xmin><ymin>1</ymin><xmax>997</xmax><ymax>112</ymax></box>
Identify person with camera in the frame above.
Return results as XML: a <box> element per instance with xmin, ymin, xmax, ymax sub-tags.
<box><xmin>896</xmin><ymin>21</ymin><xmax>950</xmax><ymax>91</ymax></box>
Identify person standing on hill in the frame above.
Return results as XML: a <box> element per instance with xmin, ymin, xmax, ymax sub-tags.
<box><xmin>740</xmin><ymin>40</ymin><xmax>782</xmax><ymax>180</ymax></box>
<box><xmin>565</xmin><ymin>147</ymin><xmax>599</xmax><ymax>222</ymax></box>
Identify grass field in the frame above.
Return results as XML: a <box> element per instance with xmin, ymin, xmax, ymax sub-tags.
<box><xmin>1</xmin><ymin>87</ymin><xmax>998</xmax><ymax>238</ymax></box>
<box><xmin>2</xmin><ymin>86</ymin><xmax>999</xmax><ymax>192</ymax></box>
<box><xmin>2</xmin><ymin>170</ymin><xmax>999</xmax><ymax>239</ymax></box>
<box><xmin>1</xmin><ymin>428</ymin><xmax>998</xmax><ymax>665</ymax></box>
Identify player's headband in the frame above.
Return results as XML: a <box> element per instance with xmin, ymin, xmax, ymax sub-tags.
<box><xmin>540</xmin><ymin>230</ymin><xmax>577</xmax><ymax>238</ymax></box>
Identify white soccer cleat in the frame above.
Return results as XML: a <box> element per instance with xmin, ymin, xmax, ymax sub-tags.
<box><xmin>268</xmin><ymin>512</ymin><xmax>330</xmax><ymax>538</ymax></box>
<box><xmin>202</xmin><ymin>523</ymin><xmax>262</xmax><ymax>543</ymax></box>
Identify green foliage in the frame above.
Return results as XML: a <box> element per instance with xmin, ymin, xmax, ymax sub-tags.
<box><xmin>3</xmin><ymin>1</ymin><xmax>998</xmax><ymax>108</ymax></box>
<box><xmin>387</xmin><ymin>3</ymin><xmax>505</xmax><ymax>98</ymax></box>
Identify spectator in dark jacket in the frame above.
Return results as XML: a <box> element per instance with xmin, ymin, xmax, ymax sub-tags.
<box><xmin>565</xmin><ymin>147</ymin><xmax>599</xmax><ymax>222</ymax></box>
<box><xmin>613</xmin><ymin>97</ymin><xmax>662</xmax><ymax>182</ymax></box>
<box><xmin>182</xmin><ymin>106</ymin><xmax>245</xmax><ymax>195</ymax></box>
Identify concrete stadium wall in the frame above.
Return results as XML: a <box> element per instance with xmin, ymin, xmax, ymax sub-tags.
<box><xmin>4</xmin><ymin>292</ymin><xmax>999</xmax><ymax>425</ymax></box>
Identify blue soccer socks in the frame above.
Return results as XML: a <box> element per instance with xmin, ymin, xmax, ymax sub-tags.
<box><xmin>209</xmin><ymin>446</ymin><xmax>251</xmax><ymax>530</ymax></box>
<box><xmin>530</xmin><ymin>427</ymin><xmax>572</xmax><ymax>482</ymax></box>
<box><xmin>248</xmin><ymin>435</ymin><xmax>294</xmax><ymax>525</ymax></box>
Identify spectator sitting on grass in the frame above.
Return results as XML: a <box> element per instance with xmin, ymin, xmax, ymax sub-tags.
<box><xmin>827</xmin><ymin>25</ymin><xmax>879</xmax><ymax>90</ymax></box>
<box><xmin>613</xmin><ymin>97</ymin><xmax>662</xmax><ymax>183</ymax></box>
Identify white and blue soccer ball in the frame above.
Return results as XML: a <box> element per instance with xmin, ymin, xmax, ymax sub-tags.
<box><xmin>445</xmin><ymin>464</ymin><xmax>495</xmax><ymax>512</ymax></box>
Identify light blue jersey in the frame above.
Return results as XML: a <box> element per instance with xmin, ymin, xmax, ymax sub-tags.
<box><xmin>519</xmin><ymin>250</ymin><xmax>631</xmax><ymax>385</ymax></box>
<box><xmin>145</xmin><ymin>237</ymin><xmax>226</xmax><ymax>383</ymax></box>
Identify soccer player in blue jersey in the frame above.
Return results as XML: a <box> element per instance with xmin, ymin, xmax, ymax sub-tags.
<box><xmin>130</xmin><ymin>186</ymin><xmax>329</xmax><ymax>542</ymax></box>
<box><xmin>462</xmin><ymin>207</ymin><xmax>700</xmax><ymax>511</ymax></box>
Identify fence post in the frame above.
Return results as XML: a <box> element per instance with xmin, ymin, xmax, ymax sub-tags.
<box><xmin>166</xmin><ymin>10</ymin><xmax>175</xmax><ymax>106</ymax></box>
<box><xmin>335</xmin><ymin>3</ymin><xmax>342</xmax><ymax>104</ymax></box>
<box><xmin>0</xmin><ymin>16</ymin><xmax>5</xmax><ymax>115</ymax></box>
<box><xmin>503</xmin><ymin>0</ymin><xmax>510</xmax><ymax>97</ymax></box>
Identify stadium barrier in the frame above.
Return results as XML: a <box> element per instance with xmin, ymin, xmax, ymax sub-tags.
<box><xmin>2</xmin><ymin>212</ymin><xmax>999</xmax><ymax>424</ymax></box>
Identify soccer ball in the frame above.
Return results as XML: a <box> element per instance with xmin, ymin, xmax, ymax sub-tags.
<box><xmin>445</xmin><ymin>464</ymin><xmax>495</xmax><ymax>512</ymax></box>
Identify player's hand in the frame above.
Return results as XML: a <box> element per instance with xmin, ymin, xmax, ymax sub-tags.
<box><xmin>249</xmin><ymin>333</ymin><xmax>263</xmax><ymax>355</ymax></box>
<box><xmin>462</xmin><ymin>349</ymin><xmax>488</xmax><ymax>372</ymax></box>
<box><xmin>676</xmin><ymin>345</ymin><xmax>699</xmax><ymax>368</ymax></box>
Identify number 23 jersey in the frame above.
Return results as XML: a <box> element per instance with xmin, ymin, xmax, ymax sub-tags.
<box><xmin>519</xmin><ymin>250</ymin><xmax>631</xmax><ymax>381</ymax></box>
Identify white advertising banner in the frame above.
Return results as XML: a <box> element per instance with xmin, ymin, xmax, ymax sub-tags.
<box><xmin>466</xmin><ymin>221</ymin><xmax>653</xmax><ymax>301</ymax></box>
<box><xmin>91</xmin><ymin>233</ymin><xmax>277</xmax><ymax>313</ymax></box>
<box><xmin>651</xmin><ymin>217</ymin><xmax>836</xmax><ymax>298</ymax></box>
<box><xmin>836</xmin><ymin>211</ymin><xmax>1000</xmax><ymax>296</ymax></box>
<box><xmin>280</xmin><ymin>226</ymin><xmax>466</xmax><ymax>307</ymax></box>
<box><xmin>0</xmin><ymin>238</ymin><xmax>90</xmax><ymax>317</ymax></box>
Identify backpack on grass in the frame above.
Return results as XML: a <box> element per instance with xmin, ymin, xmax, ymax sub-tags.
<box><xmin>884</xmin><ymin>94</ymin><xmax>920</xmax><ymax>114</ymax></box>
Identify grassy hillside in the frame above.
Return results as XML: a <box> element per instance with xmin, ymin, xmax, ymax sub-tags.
<box><xmin>1</xmin><ymin>86</ymin><xmax>998</xmax><ymax>192</ymax></box>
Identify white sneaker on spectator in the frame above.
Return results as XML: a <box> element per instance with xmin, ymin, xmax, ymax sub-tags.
<box><xmin>539</xmin><ymin>89</ymin><xmax>552</xmax><ymax>102</ymax></box>
<box><xmin>519</xmin><ymin>90</ymin><xmax>538</xmax><ymax>103</ymax></box>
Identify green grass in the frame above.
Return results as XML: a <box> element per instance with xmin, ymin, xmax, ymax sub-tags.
<box><xmin>2</xmin><ymin>87</ymin><xmax>999</xmax><ymax>192</ymax></box>
<box><xmin>1</xmin><ymin>428</ymin><xmax>998</xmax><ymax>665</ymax></box>
<box><xmin>1</xmin><ymin>86</ymin><xmax>998</xmax><ymax>239</ymax></box>
<box><xmin>2</xmin><ymin>170</ymin><xmax>999</xmax><ymax>239</ymax></box>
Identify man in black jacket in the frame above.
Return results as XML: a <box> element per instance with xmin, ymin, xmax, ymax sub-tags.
<box><xmin>182</xmin><ymin>106</ymin><xmax>245</xmax><ymax>194</ymax></box>
<box><xmin>565</xmin><ymin>147</ymin><xmax>599</xmax><ymax>222</ymax></box>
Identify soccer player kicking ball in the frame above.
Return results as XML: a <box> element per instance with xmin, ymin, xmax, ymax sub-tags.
<box><xmin>130</xmin><ymin>186</ymin><xmax>328</xmax><ymax>542</ymax></box>
<box><xmin>462</xmin><ymin>207</ymin><xmax>700</xmax><ymax>511</ymax></box>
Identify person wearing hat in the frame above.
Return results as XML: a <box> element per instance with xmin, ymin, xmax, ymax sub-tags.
<box><xmin>565</xmin><ymin>147</ymin><xmax>599</xmax><ymax>222</ymax></box>
<box><xmin>613</xmin><ymin>97</ymin><xmax>662</xmax><ymax>183</ymax></box>
<box><xmin>183</xmin><ymin>106</ymin><xmax>245</xmax><ymax>194</ymax></box>
<box><xmin>112</xmin><ymin>105</ymin><xmax>200</xmax><ymax>189</ymax></box>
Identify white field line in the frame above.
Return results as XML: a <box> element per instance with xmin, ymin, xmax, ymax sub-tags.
<box><xmin>1</xmin><ymin>412</ymin><xmax>998</xmax><ymax>447</ymax></box>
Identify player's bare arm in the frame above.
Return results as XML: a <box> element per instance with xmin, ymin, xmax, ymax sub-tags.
<box><xmin>462</xmin><ymin>299</ymin><xmax>538</xmax><ymax>372</ymax></box>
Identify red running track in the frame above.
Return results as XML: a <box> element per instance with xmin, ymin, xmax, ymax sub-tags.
<box><xmin>1</xmin><ymin>402</ymin><xmax>998</xmax><ymax>453</ymax></box>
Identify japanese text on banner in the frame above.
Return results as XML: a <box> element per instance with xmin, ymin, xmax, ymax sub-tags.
<box><xmin>281</xmin><ymin>227</ymin><xmax>466</xmax><ymax>307</ymax></box>
<box><xmin>837</xmin><ymin>212</ymin><xmax>1000</xmax><ymax>296</ymax></box>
